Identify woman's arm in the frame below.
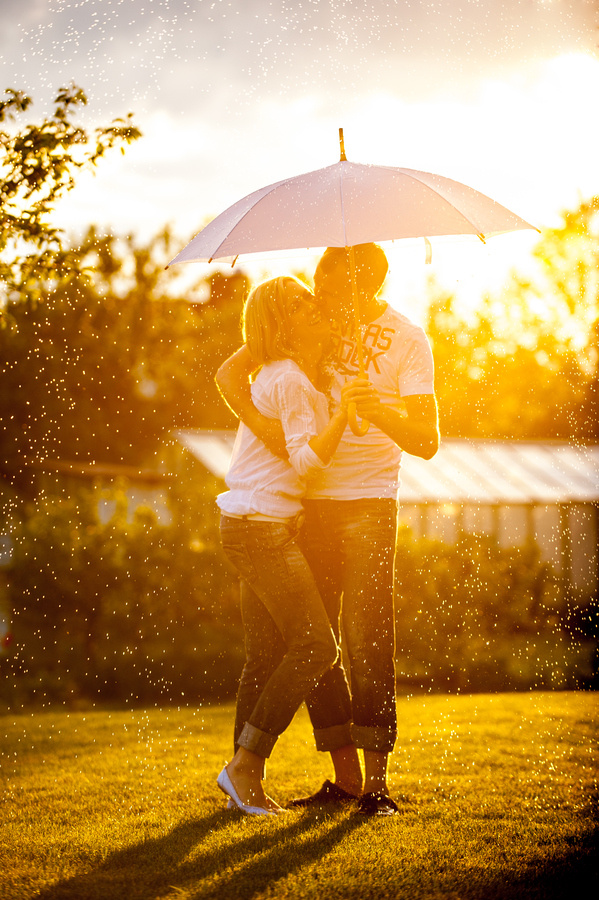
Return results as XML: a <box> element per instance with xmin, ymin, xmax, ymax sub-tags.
<box><xmin>284</xmin><ymin>380</ymin><xmax>354</xmax><ymax>476</ymax></box>
<box><xmin>307</xmin><ymin>380</ymin><xmax>356</xmax><ymax>464</ymax></box>
<box><xmin>215</xmin><ymin>345</ymin><xmax>288</xmax><ymax>458</ymax></box>
<box><xmin>307</xmin><ymin>404</ymin><xmax>347</xmax><ymax>465</ymax></box>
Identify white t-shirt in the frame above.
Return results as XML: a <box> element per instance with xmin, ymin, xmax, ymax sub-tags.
<box><xmin>217</xmin><ymin>358</ymin><xmax>329</xmax><ymax>519</ymax></box>
<box><xmin>306</xmin><ymin>304</ymin><xmax>434</xmax><ymax>501</ymax></box>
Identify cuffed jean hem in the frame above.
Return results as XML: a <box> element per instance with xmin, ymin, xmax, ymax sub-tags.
<box><xmin>351</xmin><ymin>724</ymin><xmax>397</xmax><ymax>753</ymax></box>
<box><xmin>238</xmin><ymin>722</ymin><xmax>278</xmax><ymax>759</ymax></box>
<box><xmin>313</xmin><ymin>721</ymin><xmax>354</xmax><ymax>752</ymax></box>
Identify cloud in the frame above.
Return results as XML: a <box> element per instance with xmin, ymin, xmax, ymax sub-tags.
<box><xmin>3</xmin><ymin>0</ymin><xmax>597</xmax><ymax>118</ymax></box>
<box><xmin>3</xmin><ymin>0</ymin><xmax>598</xmax><ymax>291</ymax></box>
<box><xmin>47</xmin><ymin>49</ymin><xmax>599</xmax><ymax>254</ymax></box>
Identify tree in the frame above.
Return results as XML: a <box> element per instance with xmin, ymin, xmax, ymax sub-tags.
<box><xmin>0</xmin><ymin>86</ymin><xmax>247</xmax><ymax>475</ymax></box>
<box><xmin>532</xmin><ymin>196</ymin><xmax>599</xmax><ymax>438</ymax></box>
<box><xmin>427</xmin><ymin>196</ymin><xmax>599</xmax><ymax>441</ymax></box>
<box><xmin>0</xmin><ymin>228</ymin><xmax>248</xmax><ymax>475</ymax></box>
<box><xmin>0</xmin><ymin>84</ymin><xmax>141</xmax><ymax>310</ymax></box>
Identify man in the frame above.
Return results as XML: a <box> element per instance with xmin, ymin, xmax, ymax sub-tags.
<box><xmin>216</xmin><ymin>243</ymin><xmax>439</xmax><ymax>815</ymax></box>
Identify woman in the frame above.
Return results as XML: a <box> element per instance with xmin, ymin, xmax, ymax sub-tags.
<box><xmin>216</xmin><ymin>275</ymin><xmax>354</xmax><ymax>816</ymax></box>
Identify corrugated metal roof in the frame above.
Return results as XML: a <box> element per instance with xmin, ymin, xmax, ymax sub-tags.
<box><xmin>175</xmin><ymin>430</ymin><xmax>236</xmax><ymax>480</ymax></box>
<box><xmin>175</xmin><ymin>430</ymin><xmax>599</xmax><ymax>506</ymax></box>
<box><xmin>397</xmin><ymin>440</ymin><xmax>599</xmax><ymax>504</ymax></box>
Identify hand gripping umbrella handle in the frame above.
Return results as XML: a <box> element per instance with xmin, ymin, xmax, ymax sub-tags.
<box><xmin>348</xmin><ymin>402</ymin><xmax>369</xmax><ymax>436</ymax></box>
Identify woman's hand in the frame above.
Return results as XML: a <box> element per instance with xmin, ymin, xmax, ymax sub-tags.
<box><xmin>340</xmin><ymin>378</ymin><xmax>378</xmax><ymax>435</ymax></box>
<box><xmin>342</xmin><ymin>379</ymin><xmax>383</xmax><ymax>416</ymax></box>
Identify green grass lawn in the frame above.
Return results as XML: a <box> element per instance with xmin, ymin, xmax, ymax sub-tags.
<box><xmin>1</xmin><ymin>692</ymin><xmax>597</xmax><ymax>900</ymax></box>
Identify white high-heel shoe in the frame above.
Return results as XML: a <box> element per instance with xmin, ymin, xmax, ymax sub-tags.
<box><xmin>217</xmin><ymin>766</ymin><xmax>275</xmax><ymax>816</ymax></box>
<box><xmin>226</xmin><ymin>797</ymin><xmax>287</xmax><ymax>812</ymax></box>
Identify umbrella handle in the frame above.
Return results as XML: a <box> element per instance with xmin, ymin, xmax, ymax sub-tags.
<box><xmin>345</xmin><ymin>243</ymin><xmax>370</xmax><ymax>436</ymax></box>
<box><xmin>348</xmin><ymin>402</ymin><xmax>370</xmax><ymax>436</ymax></box>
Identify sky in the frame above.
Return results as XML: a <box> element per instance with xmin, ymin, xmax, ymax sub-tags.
<box><xmin>2</xmin><ymin>0</ymin><xmax>599</xmax><ymax>313</ymax></box>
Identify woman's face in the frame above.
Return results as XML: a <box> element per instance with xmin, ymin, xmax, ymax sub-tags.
<box><xmin>284</xmin><ymin>281</ymin><xmax>330</xmax><ymax>352</ymax></box>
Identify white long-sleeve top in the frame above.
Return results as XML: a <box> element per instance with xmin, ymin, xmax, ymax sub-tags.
<box><xmin>217</xmin><ymin>359</ymin><xmax>330</xmax><ymax>519</ymax></box>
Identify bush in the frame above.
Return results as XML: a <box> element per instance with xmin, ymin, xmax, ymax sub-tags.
<box><xmin>394</xmin><ymin>527</ymin><xmax>595</xmax><ymax>692</ymax></box>
<box><xmin>3</xmin><ymin>494</ymin><xmax>595</xmax><ymax>710</ymax></box>
<box><xmin>1</xmin><ymin>483</ymin><xmax>244</xmax><ymax>708</ymax></box>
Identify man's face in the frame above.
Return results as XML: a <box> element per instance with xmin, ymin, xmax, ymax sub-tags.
<box><xmin>314</xmin><ymin>259</ymin><xmax>353</xmax><ymax>323</ymax></box>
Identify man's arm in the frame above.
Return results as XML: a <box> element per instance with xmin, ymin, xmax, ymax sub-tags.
<box><xmin>215</xmin><ymin>345</ymin><xmax>288</xmax><ymax>458</ymax></box>
<box><xmin>346</xmin><ymin>381</ymin><xmax>440</xmax><ymax>459</ymax></box>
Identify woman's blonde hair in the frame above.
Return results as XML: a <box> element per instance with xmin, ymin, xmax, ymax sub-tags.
<box><xmin>242</xmin><ymin>276</ymin><xmax>313</xmax><ymax>365</ymax></box>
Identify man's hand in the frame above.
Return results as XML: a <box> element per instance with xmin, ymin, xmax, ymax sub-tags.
<box><xmin>339</xmin><ymin>378</ymin><xmax>371</xmax><ymax>412</ymax></box>
<box><xmin>342</xmin><ymin>379</ymin><xmax>439</xmax><ymax>459</ymax></box>
<box><xmin>343</xmin><ymin>379</ymin><xmax>383</xmax><ymax>419</ymax></box>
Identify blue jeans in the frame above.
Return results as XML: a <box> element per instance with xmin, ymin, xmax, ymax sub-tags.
<box><xmin>220</xmin><ymin>515</ymin><xmax>339</xmax><ymax>758</ymax></box>
<box><xmin>300</xmin><ymin>499</ymin><xmax>398</xmax><ymax>753</ymax></box>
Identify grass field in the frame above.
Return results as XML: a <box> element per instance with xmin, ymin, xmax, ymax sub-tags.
<box><xmin>1</xmin><ymin>692</ymin><xmax>597</xmax><ymax>900</ymax></box>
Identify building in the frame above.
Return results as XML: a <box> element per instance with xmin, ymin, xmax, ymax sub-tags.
<box><xmin>175</xmin><ymin>431</ymin><xmax>599</xmax><ymax>602</ymax></box>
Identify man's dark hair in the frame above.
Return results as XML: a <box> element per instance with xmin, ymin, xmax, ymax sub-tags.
<box><xmin>316</xmin><ymin>243</ymin><xmax>388</xmax><ymax>297</ymax></box>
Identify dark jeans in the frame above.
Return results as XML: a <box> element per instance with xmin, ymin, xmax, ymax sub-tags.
<box><xmin>300</xmin><ymin>498</ymin><xmax>398</xmax><ymax>753</ymax></box>
<box><xmin>220</xmin><ymin>515</ymin><xmax>339</xmax><ymax>758</ymax></box>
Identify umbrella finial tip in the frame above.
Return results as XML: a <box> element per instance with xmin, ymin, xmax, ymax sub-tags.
<box><xmin>339</xmin><ymin>127</ymin><xmax>347</xmax><ymax>161</ymax></box>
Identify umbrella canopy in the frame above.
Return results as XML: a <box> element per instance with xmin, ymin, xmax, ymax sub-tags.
<box><xmin>167</xmin><ymin>154</ymin><xmax>536</xmax><ymax>267</ymax></box>
<box><xmin>168</xmin><ymin>132</ymin><xmax>537</xmax><ymax>434</ymax></box>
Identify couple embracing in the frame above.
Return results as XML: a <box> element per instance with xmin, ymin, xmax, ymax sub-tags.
<box><xmin>214</xmin><ymin>242</ymin><xmax>439</xmax><ymax>817</ymax></box>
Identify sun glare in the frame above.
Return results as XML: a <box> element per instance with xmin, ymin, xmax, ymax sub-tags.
<box><xmin>49</xmin><ymin>49</ymin><xmax>599</xmax><ymax>319</ymax></box>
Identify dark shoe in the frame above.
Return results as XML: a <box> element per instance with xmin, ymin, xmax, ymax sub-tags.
<box><xmin>356</xmin><ymin>791</ymin><xmax>399</xmax><ymax>816</ymax></box>
<box><xmin>287</xmin><ymin>779</ymin><xmax>359</xmax><ymax>808</ymax></box>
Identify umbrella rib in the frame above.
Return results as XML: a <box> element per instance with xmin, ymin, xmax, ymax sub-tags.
<box><xmin>204</xmin><ymin>176</ymin><xmax>295</xmax><ymax>261</ymax></box>
<box><xmin>397</xmin><ymin>168</ymin><xmax>487</xmax><ymax>240</ymax></box>
<box><xmin>207</xmin><ymin>193</ymin><xmax>278</xmax><ymax>261</ymax></box>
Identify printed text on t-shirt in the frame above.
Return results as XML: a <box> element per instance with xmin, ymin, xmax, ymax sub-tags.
<box><xmin>332</xmin><ymin>323</ymin><xmax>395</xmax><ymax>375</ymax></box>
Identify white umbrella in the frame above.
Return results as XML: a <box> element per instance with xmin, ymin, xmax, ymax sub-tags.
<box><xmin>168</xmin><ymin>131</ymin><xmax>536</xmax><ymax>265</ymax></box>
<box><xmin>168</xmin><ymin>130</ymin><xmax>538</xmax><ymax>432</ymax></box>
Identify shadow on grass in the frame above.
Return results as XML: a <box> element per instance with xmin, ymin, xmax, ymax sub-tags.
<box><xmin>34</xmin><ymin>805</ymin><xmax>368</xmax><ymax>900</ymax></box>
<box><xmin>29</xmin><ymin>802</ymin><xmax>599</xmax><ymax>899</ymax></box>
<box><xmin>457</xmin><ymin>828</ymin><xmax>599</xmax><ymax>900</ymax></box>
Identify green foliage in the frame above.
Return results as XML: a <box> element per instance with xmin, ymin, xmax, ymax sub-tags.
<box><xmin>2</xmin><ymin>485</ymin><xmax>593</xmax><ymax>707</ymax></box>
<box><xmin>0</xmin><ymin>85</ymin><xmax>141</xmax><ymax>306</ymax></box>
<box><xmin>0</xmin><ymin>228</ymin><xmax>248</xmax><ymax>473</ymax></box>
<box><xmin>394</xmin><ymin>528</ymin><xmax>594</xmax><ymax>692</ymax></box>
<box><xmin>2</xmin><ymin>482</ymin><xmax>243</xmax><ymax>707</ymax></box>
<box><xmin>428</xmin><ymin>196</ymin><xmax>599</xmax><ymax>440</ymax></box>
<box><xmin>427</xmin><ymin>288</ymin><xmax>593</xmax><ymax>439</ymax></box>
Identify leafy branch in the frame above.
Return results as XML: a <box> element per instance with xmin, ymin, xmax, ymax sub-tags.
<box><xmin>0</xmin><ymin>84</ymin><xmax>141</xmax><ymax>308</ymax></box>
